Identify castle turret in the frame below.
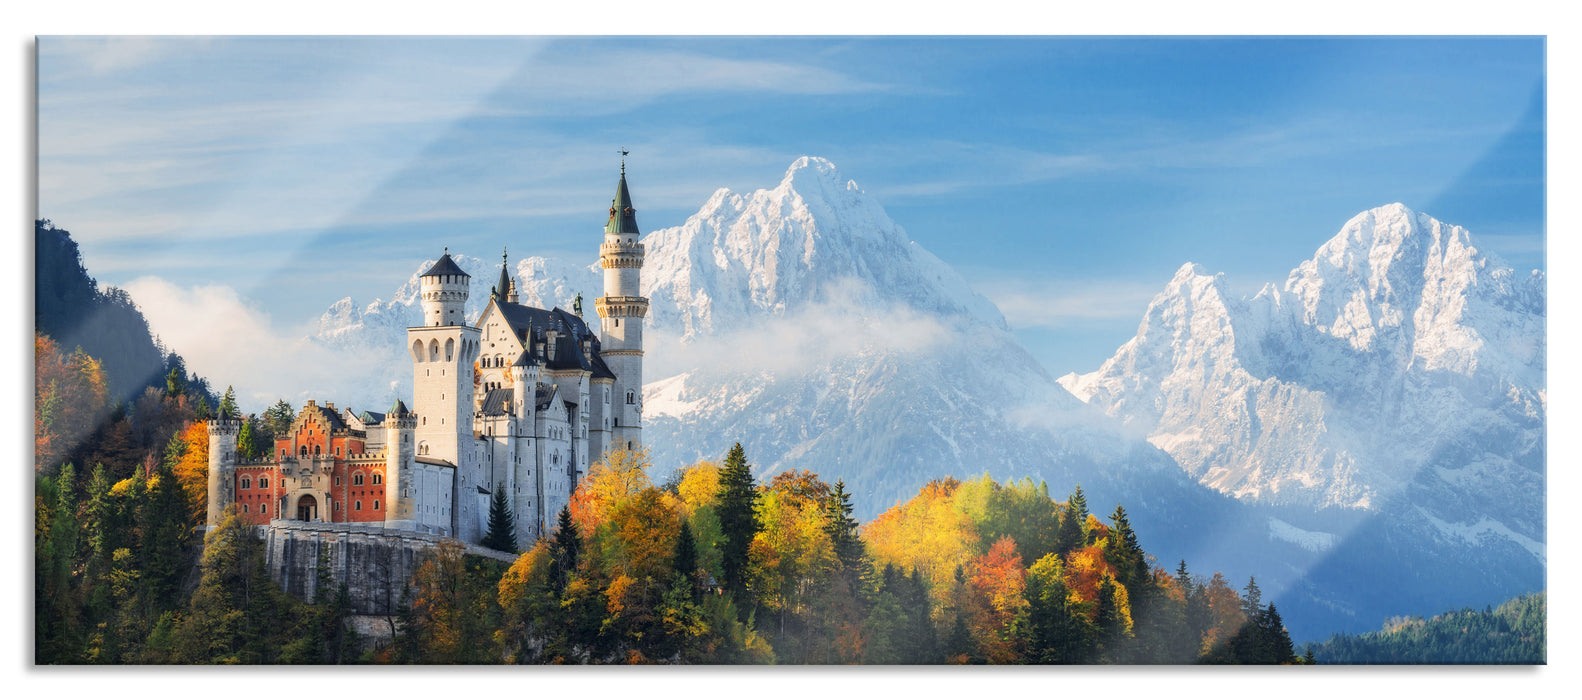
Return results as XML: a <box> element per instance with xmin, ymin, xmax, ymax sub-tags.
<box><xmin>205</xmin><ymin>410</ymin><xmax>242</xmax><ymax>528</ymax></box>
<box><xmin>383</xmin><ymin>399</ymin><xmax>419</xmax><ymax>530</ymax></box>
<box><xmin>419</xmin><ymin>250</ymin><xmax>470</xmax><ymax>327</ymax></box>
<box><xmin>595</xmin><ymin>158</ymin><xmax>647</xmax><ymax>453</ymax></box>
<box><xmin>491</xmin><ymin>248</ymin><xmax>511</xmax><ymax>303</ymax></box>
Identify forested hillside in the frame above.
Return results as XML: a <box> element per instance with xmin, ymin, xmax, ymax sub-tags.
<box><xmin>34</xmin><ymin>220</ymin><xmax>221</xmax><ymax>476</ymax></box>
<box><xmin>37</xmin><ymin>429</ymin><xmax>1308</xmax><ymax>664</ymax></box>
<box><xmin>1308</xmin><ymin>593</ymin><xmax>1545</xmax><ymax>664</ymax></box>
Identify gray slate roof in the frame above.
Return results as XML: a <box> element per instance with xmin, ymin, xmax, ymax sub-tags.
<box><xmin>480</xmin><ymin>387</ymin><xmax>515</xmax><ymax>416</ymax></box>
<box><xmin>421</xmin><ymin>253</ymin><xmax>468</xmax><ymax>278</ymax></box>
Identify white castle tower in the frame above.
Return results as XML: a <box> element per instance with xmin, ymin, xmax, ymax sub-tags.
<box><xmin>408</xmin><ymin>252</ymin><xmax>481</xmax><ymax>533</ymax></box>
<box><xmin>205</xmin><ymin>409</ymin><xmax>242</xmax><ymax>528</ymax></box>
<box><xmin>382</xmin><ymin>399</ymin><xmax>418</xmax><ymax>530</ymax></box>
<box><xmin>595</xmin><ymin>159</ymin><xmax>647</xmax><ymax>451</ymax></box>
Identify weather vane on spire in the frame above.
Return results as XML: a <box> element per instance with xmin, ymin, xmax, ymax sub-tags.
<box><xmin>619</xmin><ymin>146</ymin><xmax>629</xmax><ymax>173</ymax></box>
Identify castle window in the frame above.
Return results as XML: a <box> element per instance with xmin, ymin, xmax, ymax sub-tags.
<box><xmin>373</xmin><ymin>472</ymin><xmax>383</xmax><ymax>485</ymax></box>
<box><xmin>626</xmin><ymin>390</ymin><xmax>635</xmax><ymax>405</ymax></box>
<box><xmin>314</xmin><ymin>445</ymin><xmax>322</xmax><ymax>455</ymax></box>
<box><xmin>241</xmin><ymin>477</ymin><xmax>251</xmax><ymax>489</ymax></box>
<box><xmin>336</xmin><ymin>446</ymin><xmax>342</xmax><ymax>456</ymax></box>
<box><xmin>335</xmin><ymin>502</ymin><xmax>341</xmax><ymax>511</ymax></box>
<box><xmin>373</xmin><ymin>500</ymin><xmax>380</xmax><ymax>510</ymax></box>
<box><xmin>242</xmin><ymin>504</ymin><xmax>249</xmax><ymax>514</ymax></box>
<box><xmin>355</xmin><ymin>501</ymin><xmax>362</xmax><ymax>511</ymax></box>
<box><xmin>354</xmin><ymin>473</ymin><xmax>364</xmax><ymax>486</ymax></box>
<box><xmin>259</xmin><ymin>477</ymin><xmax>269</xmax><ymax>489</ymax></box>
<box><xmin>335</xmin><ymin>476</ymin><xmax>341</xmax><ymax>486</ymax></box>
<box><xmin>261</xmin><ymin>503</ymin><xmax>268</xmax><ymax>514</ymax></box>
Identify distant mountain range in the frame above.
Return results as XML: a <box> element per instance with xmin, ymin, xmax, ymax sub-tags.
<box><xmin>309</xmin><ymin>158</ymin><xmax>1545</xmax><ymax>640</ymax></box>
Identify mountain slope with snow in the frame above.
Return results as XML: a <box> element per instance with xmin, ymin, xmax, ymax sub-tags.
<box><xmin>1060</xmin><ymin>203</ymin><xmax>1544</xmax><ymax>515</ymax></box>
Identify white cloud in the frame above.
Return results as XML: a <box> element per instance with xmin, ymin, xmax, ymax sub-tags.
<box><xmin>978</xmin><ymin>279</ymin><xmax>1160</xmax><ymax>330</ymax></box>
<box><xmin>646</xmin><ymin>282</ymin><xmax>949</xmax><ymax>381</ymax></box>
<box><xmin>121</xmin><ymin>276</ymin><xmax>396</xmax><ymax>413</ymax></box>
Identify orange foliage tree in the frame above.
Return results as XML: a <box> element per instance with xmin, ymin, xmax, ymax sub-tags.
<box><xmin>966</xmin><ymin>536</ymin><xmax>1027</xmax><ymax>663</ymax></box>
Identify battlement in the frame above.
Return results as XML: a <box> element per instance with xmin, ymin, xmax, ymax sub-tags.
<box><xmin>595</xmin><ymin>295</ymin><xmax>649</xmax><ymax>318</ymax></box>
<box><xmin>344</xmin><ymin>450</ymin><xmax>388</xmax><ymax>462</ymax></box>
<box><xmin>207</xmin><ymin>418</ymin><xmax>242</xmax><ymax>436</ymax></box>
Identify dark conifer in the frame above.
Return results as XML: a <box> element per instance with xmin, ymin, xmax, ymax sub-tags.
<box><xmin>481</xmin><ymin>488</ymin><xmax>517</xmax><ymax>554</ymax></box>
<box><xmin>674</xmin><ymin>520</ymin><xmax>699</xmax><ymax>598</ymax></box>
<box><xmin>717</xmin><ymin>443</ymin><xmax>760</xmax><ymax>603</ymax></box>
<box><xmin>1054</xmin><ymin>485</ymin><xmax>1089</xmax><ymax>557</ymax></box>
<box><xmin>548</xmin><ymin>506</ymin><xmax>580</xmax><ymax>592</ymax></box>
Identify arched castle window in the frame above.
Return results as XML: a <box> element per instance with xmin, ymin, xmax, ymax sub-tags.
<box><xmin>314</xmin><ymin>445</ymin><xmax>322</xmax><ymax>455</ymax></box>
<box><xmin>354</xmin><ymin>473</ymin><xmax>364</xmax><ymax>486</ymax></box>
<box><xmin>241</xmin><ymin>477</ymin><xmax>251</xmax><ymax>489</ymax></box>
<box><xmin>418</xmin><ymin>441</ymin><xmax>429</xmax><ymax>455</ymax></box>
<box><xmin>299</xmin><ymin>445</ymin><xmax>308</xmax><ymax>457</ymax></box>
<box><xmin>412</xmin><ymin>339</ymin><xmax>424</xmax><ymax>362</ymax></box>
<box><xmin>373</xmin><ymin>500</ymin><xmax>380</xmax><ymax>510</ymax></box>
<box><xmin>355</xmin><ymin>501</ymin><xmax>362</xmax><ymax>511</ymax></box>
<box><xmin>373</xmin><ymin>472</ymin><xmax>383</xmax><ymax>485</ymax></box>
<box><xmin>429</xmin><ymin>339</ymin><xmax>440</xmax><ymax>361</ymax></box>
<box><xmin>446</xmin><ymin>338</ymin><xmax>455</xmax><ymax>361</ymax></box>
<box><xmin>242</xmin><ymin>504</ymin><xmax>249</xmax><ymax>514</ymax></box>
<box><xmin>261</xmin><ymin>503</ymin><xmax>268</xmax><ymax>514</ymax></box>
<box><xmin>259</xmin><ymin>477</ymin><xmax>269</xmax><ymax>489</ymax></box>
<box><xmin>626</xmin><ymin>390</ymin><xmax>635</xmax><ymax>404</ymax></box>
<box><xmin>335</xmin><ymin>476</ymin><xmax>341</xmax><ymax>486</ymax></box>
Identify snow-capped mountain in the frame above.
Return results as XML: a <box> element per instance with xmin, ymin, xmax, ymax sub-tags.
<box><xmin>1060</xmin><ymin>203</ymin><xmax>1545</xmax><ymax>514</ymax></box>
<box><xmin>1059</xmin><ymin>204</ymin><xmax>1546</xmax><ymax>636</ymax></box>
<box><xmin>632</xmin><ymin>157</ymin><xmax>1177</xmax><ymax>518</ymax></box>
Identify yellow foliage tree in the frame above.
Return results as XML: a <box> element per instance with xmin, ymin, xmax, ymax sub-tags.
<box><xmin>676</xmin><ymin>461</ymin><xmax>721</xmax><ymax>517</ymax></box>
<box><xmin>862</xmin><ymin>478</ymin><xmax>980</xmax><ymax>604</ymax></box>
<box><xmin>570</xmin><ymin>447</ymin><xmax>653</xmax><ymax>534</ymax></box>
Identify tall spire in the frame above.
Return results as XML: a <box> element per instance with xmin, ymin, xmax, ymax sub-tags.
<box><xmin>605</xmin><ymin>152</ymin><xmax>640</xmax><ymax>236</ymax></box>
<box><xmin>493</xmin><ymin>247</ymin><xmax>510</xmax><ymax>302</ymax></box>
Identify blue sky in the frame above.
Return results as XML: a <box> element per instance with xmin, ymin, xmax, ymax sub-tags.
<box><xmin>38</xmin><ymin>36</ymin><xmax>1545</xmax><ymax>384</ymax></box>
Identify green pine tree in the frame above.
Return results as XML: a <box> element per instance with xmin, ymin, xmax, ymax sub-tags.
<box><xmin>237</xmin><ymin>420</ymin><xmax>259</xmax><ymax>460</ymax></box>
<box><xmin>1055</xmin><ymin>485</ymin><xmax>1089</xmax><ymax>557</ymax></box>
<box><xmin>674</xmin><ymin>520</ymin><xmax>699</xmax><ymax>599</ymax></box>
<box><xmin>219</xmin><ymin>385</ymin><xmax>238</xmax><ymax>417</ymax></box>
<box><xmin>548</xmin><ymin>506</ymin><xmax>580</xmax><ymax>593</ymax></box>
<box><xmin>717</xmin><ymin>443</ymin><xmax>761</xmax><ymax>604</ymax></box>
<box><xmin>481</xmin><ymin>488</ymin><xmax>517</xmax><ymax>554</ymax></box>
<box><xmin>264</xmin><ymin>399</ymin><xmax>295</xmax><ymax>437</ymax></box>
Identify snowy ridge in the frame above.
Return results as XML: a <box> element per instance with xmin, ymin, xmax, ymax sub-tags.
<box><xmin>1062</xmin><ymin>203</ymin><xmax>1544</xmax><ymax>519</ymax></box>
<box><xmin>640</xmin><ymin>156</ymin><xmax>1008</xmax><ymax>339</ymax></box>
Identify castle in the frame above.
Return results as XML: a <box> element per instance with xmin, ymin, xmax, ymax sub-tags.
<box><xmin>203</xmin><ymin>164</ymin><xmax>648</xmax><ymax>548</ymax></box>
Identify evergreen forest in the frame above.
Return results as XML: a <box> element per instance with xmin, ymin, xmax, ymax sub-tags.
<box><xmin>1305</xmin><ymin>592</ymin><xmax>1545</xmax><ymax>664</ymax></box>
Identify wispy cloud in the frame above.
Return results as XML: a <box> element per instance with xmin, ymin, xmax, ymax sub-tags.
<box><xmin>121</xmin><ymin>276</ymin><xmax>399</xmax><ymax>412</ymax></box>
<box><xmin>977</xmin><ymin>278</ymin><xmax>1160</xmax><ymax>330</ymax></box>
